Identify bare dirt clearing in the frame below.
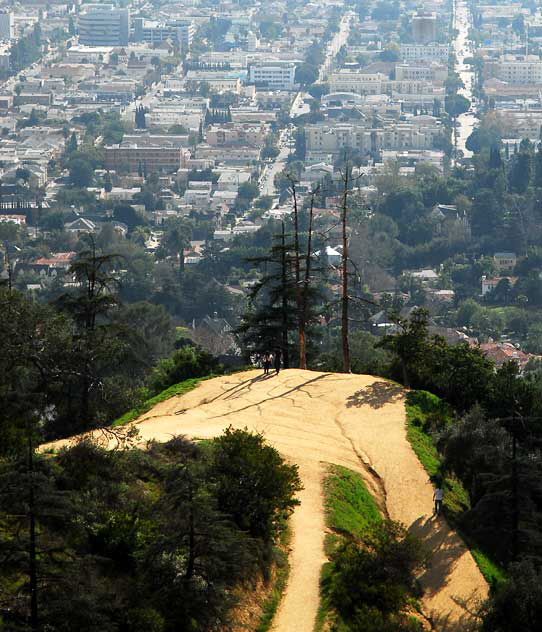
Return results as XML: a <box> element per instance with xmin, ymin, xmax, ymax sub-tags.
<box><xmin>47</xmin><ymin>369</ymin><xmax>487</xmax><ymax>631</ymax></box>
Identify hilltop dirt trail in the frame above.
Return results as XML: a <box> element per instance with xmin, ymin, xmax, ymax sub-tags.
<box><xmin>47</xmin><ymin>369</ymin><xmax>488</xmax><ymax>631</ymax></box>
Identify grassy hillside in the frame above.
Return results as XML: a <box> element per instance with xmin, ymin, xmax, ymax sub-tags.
<box><xmin>111</xmin><ymin>377</ymin><xmax>206</xmax><ymax>426</ymax></box>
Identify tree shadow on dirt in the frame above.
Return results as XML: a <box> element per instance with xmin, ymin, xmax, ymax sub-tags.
<box><xmin>410</xmin><ymin>514</ymin><xmax>483</xmax><ymax>626</ymax></box>
<box><xmin>203</xmin><ymin>371</ymin><xmax>274</xmax><ymax>405</ymax></box>
<box><xmin>425</xmin><ymin>590</ymin><xmax>483</xmax><ymax>632</ymax></box>
<box><xmin>210</xmin><ymin>373</ymin><xmax>334</xmax><ymax>419</ymax></box>
<box><xmin>345</xmin><ymin>381</ymin><xmax>404</xmax><ymax>409</ymax></box>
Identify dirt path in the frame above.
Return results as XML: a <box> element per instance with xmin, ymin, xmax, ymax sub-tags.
<box><xmin>46</xmin><ymin>369</ymin><xmax>487</xmax><ymax>631</ymax></box>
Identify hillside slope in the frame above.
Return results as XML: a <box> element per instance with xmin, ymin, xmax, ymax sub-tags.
<box><xmin>49</xmin><ymin>369</ymin><xmax>488</xmax><ymax>631</ymax></box>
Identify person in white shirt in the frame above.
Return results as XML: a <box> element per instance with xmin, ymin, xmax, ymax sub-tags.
<box><xmin>433</xmin><ymin>487</ymin><xmax>444</xmax><ymax>516</ymax></box>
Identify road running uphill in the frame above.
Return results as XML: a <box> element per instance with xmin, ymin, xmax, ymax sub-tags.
<box><xmin>46</xmin><ymin>369</ymin><xmax>488</xmax><ymax>631</ymax></box>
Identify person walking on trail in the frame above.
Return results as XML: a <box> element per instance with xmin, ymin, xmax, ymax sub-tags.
<box><xmin>274</xmin><ymin>349</ymin><xmax>282</xmax><ymax>374</ymax></box>
<box><xmin>433</xmin><ymin>486</ymin><xmax>444</xmax><ymax>516</ymax></box>
<box><xmin>263</xmin><ymin>352</ymin><xmax>272</xmax><ymax>375</ymax></box>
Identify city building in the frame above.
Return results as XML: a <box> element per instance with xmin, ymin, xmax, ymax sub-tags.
<box><xmin>493</xmin><ymin>252</ymin><xmax>517</xmax><ymax>273</ymax></box>
<box><xmin>412</xmin><ymin>11</ymin><xmax>437</xmax><ymax>44</ymax></box>
<box><xmin>493</xmin><ymin>55</ymin><xmax>542</xmax><ymax>84</ymax></box>
<box><xmin>248</xmin><ymin>60</ymin><xmax>297</xmax><ymax>90</ymax></box>
<box><xmin>132</xmin><ymin>18</ymin><xmax>195</xmax><ymax>51</ymax></box>
<box><xmin>65</xmin><ymin>46</ymin><xmax>113</xmax><ymax>63</ymax></box>
<box><xmin>78</xmin><ymin>4</ymin><xmax>130</xmax><ymax>47</ymax></box>
<box><xmin>104</xmin><ymin>135</ymin><xmax>190</xmax><ymax>173</ymax></box>
<box><xmin>400</xmin><ymin>44</ymin><xmax>449</xmax><ymax>63</ymax></box>
<box><xmin>304</xmin><ymin>119</ymin><xmax>441</xmax><ymax>157</ymax></box>
<box><xmin>0</xmin><ymin>42</ymin><xmax>10</xmax><ymax>71</ymax></box>
<box><xmin>0</xmin><ymin>11</ymin><xmax>14</xmax><ymax>40</ymax></box>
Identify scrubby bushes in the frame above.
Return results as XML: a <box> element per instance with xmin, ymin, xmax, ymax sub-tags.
<box><xmin>321</xmin><ymin>466</ymin><xmax>426</xmax><ymax>632</ymax></box>
<box><xmin>148</xmin><ymin>345</ymin><xmax>222</xmax><ymax>395</ymax></box>
<box><xmin>0</xmin><ymin>429</ymin><xmax>301</xmax><ymax>631</ymax></box>
<box><xmin>325</xmin><ymin>522</ymin><xmax>426</xmax><ymax>632</ymax></box>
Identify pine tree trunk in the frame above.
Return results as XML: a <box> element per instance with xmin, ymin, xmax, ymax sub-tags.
<box><xmin>280</xmin><ymin>222</ymin><xmax>290</xmax><ymax>369</ymax></box>
<box><xmin>186</xmin><ymin>484</ymin><xmax>196</xmax><ymax>581</ymax></box>
<box><xmin>341</xmin><ymin>167</ymin><xmax>351</xmax><ymax>373</ymax></box>
<box><xmin>291</xmin><ymin>181</ymin><xmax>303</xmax><ymax>368</ymax></box>
<box><xmin>300</xmin><ymin>192</ymin><xmax>315</xmax><ymax>370</ymax></box>
<box><xmin>27</xmin><ymin>434</ymin><xmax>38</xmax><ymax>632</ymax></box>
<box><xmin>179</xmin><ymin>246</ymin><xmax>185</xmax><ymax>278</ymax></box>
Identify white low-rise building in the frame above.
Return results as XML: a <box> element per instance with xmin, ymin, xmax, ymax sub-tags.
<box><xmin>495</xmin><ymin>55</ymin><xmax>542</xmax><ymax>84</ymax></box>
<box><xmin>400</xmin><ymin>44</ymin><xmax>450</xmax><ymax>63</ymax></box>
<box><xmin>248</xmin><ymin>60</ymin><xmax>297</xmax><ymax>90</ymax></box>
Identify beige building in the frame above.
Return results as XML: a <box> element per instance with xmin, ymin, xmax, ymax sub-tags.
<box><xmin>493</xmin><ymin>55</ymin><xmax>542</xmax><ymax>84</ymax></box>
<box><xmin>104</xmin><ymin>137</ymin><xmax>190</xmax><ymax>173</ymax></box>
<box><xmin>305</xmin><ymin>119</ymin><xmax>441</xmax><ymax>156</ymax></box>
<box><xmin>205</xmin><ymin>123</ymin><xmax>267</xmax><ymax>147</ymax></box>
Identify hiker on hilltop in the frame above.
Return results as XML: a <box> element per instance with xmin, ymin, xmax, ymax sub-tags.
<box><xmin>274</xmin><ymin>348</ymin><xmax>282</xmax><ymax>375</ymax></box>
<box><xmin>433</xmin><ymin>486</ymin><xmax>444</xmax><ymax>516</ymax></box>
<box><xmin>263</xmin><ymin>352</ymin><xmax>272</xmax><ymax>375</ymax></box>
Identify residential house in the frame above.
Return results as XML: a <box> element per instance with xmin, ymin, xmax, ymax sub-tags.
<box><xmin>29</xmin><ymin>251</ymin><xmax>76</xmax><ymax>278</ymax></box>
<box><xmin>65</xmin><ymin>217</ymin><xmax>98</xmax><ymax>235</ymax></box>
<box><xmin>479</xmin><ymin>342</ymin><xmax>538</xmax><ymax>371</ymax></box>
<box><xmin>493</xmin><ymin>252</ymin><xmax>517</xmax><ymax>273</ymax></box>
<box><xmin>481</xmin><ymin>275</ymin><xmax>518</xmax><ymax>296</ymax></box>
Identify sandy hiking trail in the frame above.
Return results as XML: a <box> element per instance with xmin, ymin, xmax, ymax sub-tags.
<box><xmin>46</xmin><ymin>369</ymin><xmax>487</xmax><ymax>631</ymax></box>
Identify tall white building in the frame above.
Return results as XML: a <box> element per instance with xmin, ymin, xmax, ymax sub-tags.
<box><xmin>78</xmin><ymin>4</ymin><xmax>130</xmax><ymax>47</ymax></box>
<box><xmin>248</xmin><ymin>60</ymin><xmax>297</xmax><ymax>90</ymax></box>
<box><xmin>0</xmin><ymin>11</ymin><xmax>13</xmax><ymax>40</ymax></box>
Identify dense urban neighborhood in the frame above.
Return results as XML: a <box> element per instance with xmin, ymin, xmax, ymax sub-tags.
<box><xmin>3</xmin><ymin>0</ymin><xmax>542</xmax><ymax>367</ymax></box>
<box><xmin>3</xmin><ymin>1</ymin><xmax>542</xmax><ymax>631</ymax></box>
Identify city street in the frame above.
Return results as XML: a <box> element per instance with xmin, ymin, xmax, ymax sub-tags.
<box><xmin>453</xmin><ymin>0</ymin><xmax>476</xmax><ymax>159</ymax></box>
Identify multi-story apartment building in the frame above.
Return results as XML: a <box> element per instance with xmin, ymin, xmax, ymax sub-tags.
<box><xmin>328</xmin><ymin>72</ymin><xmax>387</xmax><ymax>95</ymax></box>
<box><xmin>400</xmin><ymin>44</ymin><xmax>449</xmax><ymax>63</ymax></box>
<box><xmin>412</xmin><ymin>11</ymin><xmax>437</xmax><ymax>44</ymax></box>
<box><xmin>304</xmin><ymin>119</ymin><xmax>441</xmax><ymax>156</ymax></box>
<box><xmin>491</xmin><ymin>55</ymin><xmax>542</xmax><ymax>84</ymax></box>
<box><xmin>185</xmin><ymin>70</ymin><xmax>243</xmax><ymax>93</ymax></box>
<box><xmin>328</xmin><ymin>70</ymin><xmax>443</xmax><ymax>100</ymax></box>
<box><xmin>78</xmin><ymin>4</ymin><xmax>130</xmax><ymax>47</ymax></box>
<box><xmin>395</xmin><ymin>63</ymin><xmax>447</xmax><ymax>81</ymax></box>
<box><xmin>247</xmin><ymin>60</ymin><xmax>297</xmax><ymax>90</ymax></box>
<box><xmin>132</xmin><ymin>18</ymin><xmax>195</xmax><ymax>51</ymax></box>
<box><xmin>104</xmin><ymin>135</ymin><xmax>190</xmax><ymax>173</ymax></box>
<box><xmin>205</xmin><ymin>123</ymin><xmax>267</xmax><ymax>147</ymax></box>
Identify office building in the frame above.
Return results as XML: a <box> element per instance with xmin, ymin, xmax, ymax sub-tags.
<box><xmin>78</xmin><ymin>4</ymin><xmax>130</xmax><ymax>47</ymax></box>
<box><xmin>0</xmin><ymin>11</ymin><xmax>13</xmax><ymax>40</ymax></box>
<box><xmin>248</xmin><ymin>60</ymin><xmax>297</xmax><ymax>90</ymax></box>
<box><xmin>412</xmin><ymin>11</ymin><xmax>437</xmax><ymax>44</ymax></box>
<box><xmin>133</xmin><ymin>18</ymin><xmax>195</xmax><ymax>51</ymax></box>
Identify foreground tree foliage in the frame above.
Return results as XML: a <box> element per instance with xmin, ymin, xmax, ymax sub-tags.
<box><xmin>0</xmin><ymin>430</ymin><xmax>301</xmax><ymax>631</ymax></box>
<box><xmin>481</xmin><ymin>560</ymin><xmax>542</xmax><ymax>632</ymax></box>
<box><xmin>324</xmin><ymin>521</ymin><xmax>426</xmax><ymax>632</ymax></box>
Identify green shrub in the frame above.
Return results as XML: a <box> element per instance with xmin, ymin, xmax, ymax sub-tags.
<box><xmin>148</xmin><ymin>346</ymin><xmax>221</xmax><ymax>395</ymax></box>
<box><xmin>324</xmin><ymin>522</ymin><xmax>426</xmax><ymax>632</ymax></box>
